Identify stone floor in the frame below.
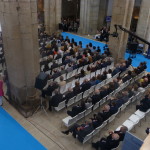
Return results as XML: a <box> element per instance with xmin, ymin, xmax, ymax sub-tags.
<box><xmin>2</xmin><ymin>94</ymin><xmax>150</xmax><ymax>150</ymax></box>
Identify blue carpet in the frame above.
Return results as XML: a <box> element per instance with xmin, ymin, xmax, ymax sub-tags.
<box><xmin>62</xmin><ymin>32</ymin><xmax>150</xmax><ymax>72</ymax></box>
<box><xmin>0</xmin><ymin>107</ymin><xmax>47</xmax><ymax>150</ymax></box>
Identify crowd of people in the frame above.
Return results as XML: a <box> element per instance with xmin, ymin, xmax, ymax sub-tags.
<box><xmin>61</xmin><ymin>65</ymin><xmax>150</xmax><ymax>149</ymax></box>
<box><xmin>37</xmin><ymin>26</ymin><xmax>150</xmax><ymax>149</ymax></box>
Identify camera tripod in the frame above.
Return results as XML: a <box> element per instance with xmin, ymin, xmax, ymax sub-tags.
<box><xmin>34</xmin><ymin>95</ymin><xmax>48</xmax><ymax>116</ymax></box>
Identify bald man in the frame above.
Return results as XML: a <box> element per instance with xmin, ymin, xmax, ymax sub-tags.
<box><xmin>92</xmin><ymin>133</ymin><xmax>120</xmax><ymax>150</ymax></box>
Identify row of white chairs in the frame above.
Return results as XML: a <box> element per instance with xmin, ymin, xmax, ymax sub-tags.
<box><xmin>79</xmin><ymin>84</ymin><xmax>149</xmax><ymax>147</ymax></box>
<box><xmin>54</xmin><ymin>58</ymin><xmax>114</xmax><ymax>83</ymax></box>
<box><xmin>59</xmin><ymin>63</ymin><xmax>116</xmax><ymax>94</ymax></box>
<box><xmin>55</xmin><ymin>72</ymin><xmax>120</xmax><ymax>112</ymax></box>
<box><xmin>62</xmin><ymin>78</ymin><xmax>132</xmax><ymax>128</ymax></box>
<box><xmin>55</xmin><ymin>69</ymin><xmax>146</xmax><ymax>113</ymax></box>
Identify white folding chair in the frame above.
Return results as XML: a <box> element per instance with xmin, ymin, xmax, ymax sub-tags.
<box><xmin>54</xmin><ymin>77</ymin><xmax>60</xmax><ymax>82</ymax></box>
<box><xmin>82</xmin><ymin>131</ymin><xmax>94</xmax><ymax>144</ymax></box>
<box><xmin>77</xmin><ymin>67</ymin><xmax>83</xmax><ymax>74</ymax></box>
<box><xmin>54</xmin><ymin>100</ymin><xmax>66</xmax><ymax>111</ymax></box>
<box><xmin>100</xmin><ymin>68</ymin><xmax>105</xmax><ymax>75</ymax></box>
<box><xmin>66</xmin><ymin>82</ymin><xmax>72</xmax><ymax>90</ymax></box>
<box><xmin>71</xmin><ymin>69</ymin><xmax>77</xmax><ymax>78</ymax></box>
<box><xmin>85</xmin><ymin>105</ymin><xmax>93</xmax><ymax>116</ymax></box>
<box><xmin>108</xmin><ymin>114</ymin><xmax>116</xmax><ymax>123</ymax></box>
<box><xmin>67</xmin><ymin>96</ymin><xmax>76</xmax><ymax>107</ymax></box>
<box><xmin>77</xmin><ymin>110</ymin><xmax>86</xmax><ymax>121</ymax></box>
<box><xmin>79</xmin><ymin>77</ymin><xmax>85</xmax><ymax>85</ymax></box>
<box><xmin>128</xmin><ymin>114</ymin><xmax>140</xmax><ymax>125</ymax></box>
<box><xmin>122</xmin><ymin>120</ymin><xmax>134</xmax><ymax>131</ymax></box>
<box><xmin>75</xmin><ymin>92</ymin><xmax>83</xmax><ymax>102</ymax></box>
<box><xmin>134</xmin><ymin>110</ymin><xmax>145</xmax><ymax>120</ymax></box>
<box><xmin>83</xmin><ymin>65</ymin><xmax>88</xmax><ymax>71</ymax></box>
<box><xmin>120</xmin><ymin>104</ymin><xmax>126</xmax><ymax>112</ymax></box>
<box><xmin>60</xmin><ymin>85</ymin><xmax>67</xmax><ymax>94</ymax></box>
<box><xmin>90</xmin><ymin>72</ymin><xmax>95</xmax><ymax>78</ymax></box>
<box><xmin>96</xmin><ymin>69</ymin><xmax>101</xmax><ymax>76</ymax></box>
<box><xmin>61</xmin><ymin>73</ymin><xmax>66</xmax><ymax>80</ymax></box>
<box><xmin>89</xmin><ymin>85</ymin><xmax>95</xmax><ymax>94</ymax></box>
<box><xmin>93</xmin><ymin>102</ymin><xmax>99</xmax><ymax>111</ymax></box>
<box><xmin>85</xmin><ymin>74</ymin><xmax>91</xmax><ymax>80</ymax></box>
<box><xmin>66</xmin><ymin>72</ymin><xmax>73</xmax><ymax>80</ymax></box>
<box><xmin>62</xmin><ymin>115</ymin><xmax>77</xmax><ymax>127</ymax></box>
<box><xmin>83</xmin><ymin>89</ymin><xmax>90</xmax><ymax>99</ymax></box>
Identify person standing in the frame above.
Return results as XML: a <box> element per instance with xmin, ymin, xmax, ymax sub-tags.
<box><xmin>0</xmin><ymin>75</ymin><xmax>4</xmax><ymax>106</ymax></box>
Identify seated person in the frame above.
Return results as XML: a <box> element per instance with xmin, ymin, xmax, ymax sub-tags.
<box><xmin>90</xmin><ymin>77</ymin><xmax>97</xmax><ymax>86</ymax></box>
<box><xmin>51</xmin><ymin>69</ymin><xmax>61</xmax><ymax>80</ymax></box>
<box><xmin>49</xmin><ymin>89</ymin><xmax>63</xmax><ymax>111</ymax></box>
<box><xmin>92</xmin><ymin>133</ymin><xmax>120</xmax><ymax>150</ymax></box>
<box><xmin>112</xmin><ymin>126</ymin><xmax>128</xmax><ymax>141</ymax></box>
<box><xmin>112</xmin><ymin>64</ymin><xmax>120</xmax><ymax>76</ymax></box>
<box><xmin>64</xmin><ymin>87</ymin><xmax>74</xmax><ymax>104</ymax></box>
<box><xmin>136</xmin><ymin>94</ymin><xmax>150</xmax><ymax>112</ymax></box>
<box><xmin>89</xmin><ymin>89</ymin><xmax>101</xmax><ymax>105</ymax></box>
<box><xmin>73</xmin><ymin>81</ymin><xmax>81</xmax><ymax>95</ymax></box>
<box><xmin>75</xmin><ymin>69</ymin><xmax>85</xmax><ymax>79</ymax></box>
<box><xmin>42</xmin><ymin>81</ymin><xmax>59</xmax><ymax>98</ymax></box>
<box><xmin>99</xmin><ymin>86</ymin><xmax>108</xmax><ymax>99</ymax></box>
<box><xmin>119</xmin><ymin>63</ymin><xmax>127</xmax><ymax>73</ymax></box>
<box><xmin>43</xmin><ymin>64</ymin><xmax>49</xmax><ymax>72</ymax></box>
<box><xmin>107</xmin><ymin>69</ymin><xmax>112</xmax><ymax>79</ymax></box>
<box><xmin>89</xmin><ymin>114</ymin><xmax>103</xmax><ymax>129</ymax></box>
<box><xmin>113</xmin><ymin>78</ymin><xmax>119</xmax><ymax>89</ymax></box>
<box><xmin>98</xmin><ymin>105</ymin><xmax>111</xmax><ymax>121</ymax></box>
<box><xmin>109</xmin><ymin>101</ymin><xmax>118</xmax><ymax>115</ymax></box>
<box><xmin>59</xmin><ymin>76</ymin><xmax>66</xmax><ymax>87</ymax></box>
<box><xmin>80</xmin><ymin>78</ymin><xmax>91</xmax><ymax>92</ymax></box>
<box><xmin>62</xmin><ymin>122</ymin><xmax>94</xmax><ymax>142</ymax></box>
<box><xmin>122</xmin><ymin>70</ymin><xmax>132</xmax><ymax>83</ymax></box>
<box><xmin>67</xmin><ymin>101</ymin><xmax>86</xmax><ymax>117</ymax></box>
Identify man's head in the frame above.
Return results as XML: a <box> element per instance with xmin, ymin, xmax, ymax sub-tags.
<box><xmin>112</xmin><ymin>133</ymin><xmax>120</xmax><ymax>140</ymax></box>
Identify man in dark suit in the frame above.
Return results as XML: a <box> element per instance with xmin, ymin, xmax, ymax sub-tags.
<box><xmin>122</xmin><ymin>71</ymin><xmax>132</xmax><ymax>83</ymax></box>
<box><xmin>112</xmin><ymin>64</ymin><xmax>120</xmax><ymax>76</ymax></box>
<box><xmin>51</xmin><ymin>69</ymin><xmax>61</xmax><ymax>80</ymax></box>
<box><xmin>67</xmin><ymin>101</ymin><xmax>86</xmax><ymax>117</ymax></box>
<box><xmin>98</xmin><ymin>105</ymin><xmax>111</xmax><ymax>121</ymax></box>
<box><xmin>62</xmin><ymin>122</ymin><xmax>94</xmax><ymax>140</ymax></box>
<box><xmin>64</xmin><ymin>88</ymin><xmax>74</xmax><ymax>104</ymax></box>
<box><xmin>90</xmin><ymin>89</ymin><xmax>101</xmax><ymax>105</ymax></box>
<box><xmin>92</xmin><ymin>133</ymin><xmax>120</xmax><ymax>150</ymax></box>
<box><xmin>49</xmin><ymin>89</ymin><xmax>63</xmax><ymax>111</ymax></box>
<box><xmin>99</xmin><ymin>86</ymin><xmax>108</xmax><ymax>99</ymax></box>
<box><xmin>119</xmin><ymin>63</ymin><xmax>127</xmax><ymax>73</ymax></box>
<box><xmin>136</xmin><ymin>94</ymin><xmax>150</xmax><ymax>112</ymax></box>
<box><xmin>42</xmin><ymin>81</ymin><xmax>59</xmax><ymax>98</ymax></box>
<box><xmin>80</xmin><ymin>79</ymin><xmax>91</xmax><ymax>92</ymax></box>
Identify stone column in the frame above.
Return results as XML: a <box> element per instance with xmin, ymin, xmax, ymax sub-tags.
<box><xmin>109</xmin><ymin>0</ymin><xmax>135</xmax><ymax>62</ymax></box>
<box><xmin>136</xmin><ymin>0</ymin><xmax>150</xmax><ymax>52</ymax></box>
<box><xmin>44</xmin><ymin>0</ymin><xmax>62</xmax><ymax>34</ymax></box>
<box><xmin>78</xmin><ymin>0</ymin><xmax>100</xmax><ymax>35</ymax></box>
<box><xmin>0</xmin><ymin>0</ymin><xmax>40</xmax><ymax>104</ymax></box>
<box><xmin>97</xmin><ymin>0</ymin><xmax>109</xmax><ymax>28</ymax></box>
